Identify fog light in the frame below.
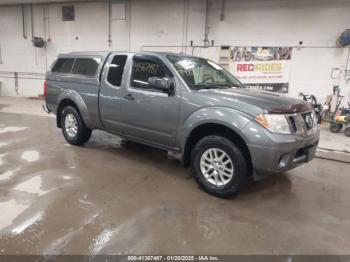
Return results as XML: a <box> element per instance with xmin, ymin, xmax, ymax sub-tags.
<box><xmin>278</xmin><ymin>154</ymin><xmax>290</xmax><ymax>168</ymax></box>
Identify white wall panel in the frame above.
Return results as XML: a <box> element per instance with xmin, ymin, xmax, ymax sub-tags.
<box><xmin>208</xmin><ymin>0</ymin><xmax>350</xmax><ymax>47</ymax></box>
<box><xmin>130</xmin><ymin>0</ymin><xmax>186</xmax><ymax>51</ymax></box>
<box><xmin>289</xmin><ymin>48</ymin><xmax>350</xmax><ymax>103</ymax></box>
<box><xmin>110</xmin><ymin>1</ymin><xmax>130</xmax><ymax>51</ymax></box>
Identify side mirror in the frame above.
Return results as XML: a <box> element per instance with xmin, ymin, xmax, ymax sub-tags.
<box><xmin>148</xmin><ymin>77</ymin><xmax>175</xmax><ymax>95</ymax></box>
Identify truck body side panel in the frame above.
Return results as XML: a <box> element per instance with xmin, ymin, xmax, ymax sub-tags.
<box><xmin>117</xmin><ymin>54</ymin><xmax>182</xmax><ymax>148</ymax></box>
<box><xmin>46</xmin><ymin>53</ymin><xmax>109</xmax><ymax>129</ymax></box>
<box><xmin>98</xmin><ymin>53</ymin><xmax>133</xmax><ymax>133</ymax></box>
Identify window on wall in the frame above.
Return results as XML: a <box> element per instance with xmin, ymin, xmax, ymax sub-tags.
<box><xmin>107</xmin><ymin>55</ymin><xmax>127</xmax><ymax>86</ymax></box>
<box><xmin>72</xmin><ymin>58</ymin><xmax>101</xmax><ymax>76</ymax></box>
<box><xmin>130</xmin><ymin>56</ymin><xmax>171</xmax><ymax>90</ymax></box>
<box><xmin>52</xmin><ymin>58</ymin><xmax>75</xmax><ymax>73</ymax></box>
<box><xmin>62</xmin><ymin>6</ymin><xmax>75</xmax><ymax>21</ymax></box>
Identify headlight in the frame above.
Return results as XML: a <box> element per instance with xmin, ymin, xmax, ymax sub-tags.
<box><xmin>255</xmin><ymin>113</ymin><xmax>291</xmax><ymax>134</ymax></box>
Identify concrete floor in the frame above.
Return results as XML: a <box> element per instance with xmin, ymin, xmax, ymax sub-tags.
<box><xmin>0</xmin><ymin>98</ymin><xmax>350</xmax><ymax>255</ymax></box>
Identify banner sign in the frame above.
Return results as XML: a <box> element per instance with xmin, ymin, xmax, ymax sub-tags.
<box><xmin>228</xmin><ymin>47</ymin><xmax>292</xmax><ymax>93</ymax></box>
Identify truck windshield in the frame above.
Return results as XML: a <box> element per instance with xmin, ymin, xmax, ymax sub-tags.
<box><xmin>167</xmin><ymin>55</ymin><xmax>244</xmax><ymax>90</ymax></box>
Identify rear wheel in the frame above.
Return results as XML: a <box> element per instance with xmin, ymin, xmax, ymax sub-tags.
<box><xmin>190</xmin><ymin>135</ymin><xmax>249</xmax><ymax>198</ymax></box>
<box><xmin>61</xmin><ymin>106</ymin><xmax>92</xmax><ymax>145</ymax></box>
<box><xmin>329</xmin><ymin>123</ymin><xmax>343</xmax><ymax>133</ymax></box>
<box><xmin>344</xmin><ymin>126</ymin><xmax>350</xmax><ymax>137</ymax></box>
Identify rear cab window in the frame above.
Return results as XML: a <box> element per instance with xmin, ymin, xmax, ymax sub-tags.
<box><xmin>51</xmin><ymin>58</ymin><xmax>75</xmax><ymax>73</ymax></box>
<box><xmin>72</xmin><ymin>58</ymin><xmax>101</xmax><ymax>76</ymax></box>
<box><xmin>51</xmin><ymin>56</ymin><xmax>102</xmax><ymax>77</ymax></box>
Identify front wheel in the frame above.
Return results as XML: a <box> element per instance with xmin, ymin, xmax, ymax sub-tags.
<box><xmin>190</xmin><ymin>135</ymin><xmax>249</xmax><ymax>198</ymax></box>
<box><xmin>61</xmin><ymin>106</ymin><xmax>92</xmax><ymax>145</ymax></box>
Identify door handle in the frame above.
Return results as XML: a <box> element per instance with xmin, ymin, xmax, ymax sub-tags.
<box><xmin>124</xmin><ymin>94</ymin><xmax>135</xmax><ymax>101</ymax></box>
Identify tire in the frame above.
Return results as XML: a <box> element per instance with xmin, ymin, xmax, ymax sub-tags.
<box><xmin>61</xmin><ymin>106</ymin><xmax>92</xmax><ymax>145</ymax></box>
<box><xmin>190</xmin><ymin>135</ymin><xmax>249</xmax><ymax>198</ymax></box>
<box><xmin>329</xmin><ymin>123</ymin><xmax>343</xmax><ymax>133</ymax></box>
<box><xmin>344</xmin><ymin>126</ymin><xmax>350</xmax><ymax>137</ymax></box>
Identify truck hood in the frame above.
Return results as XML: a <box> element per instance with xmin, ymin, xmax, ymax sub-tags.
<box><xmin>196</xmin><ymin>88</ymin><xmax>312</xmax><ymax>116</ymax></box>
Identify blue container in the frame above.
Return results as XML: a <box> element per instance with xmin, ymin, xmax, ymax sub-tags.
<box><xmin>338</xmin><ymin>29</ymin><xmax>350</xmax><ymax>47</ymax></box>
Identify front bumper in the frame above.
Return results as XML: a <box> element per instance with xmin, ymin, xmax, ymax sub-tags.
<box><xmin>242</xmin><ymin>121</ymin><xmax>320</xmax><ymax>180</ymax></box>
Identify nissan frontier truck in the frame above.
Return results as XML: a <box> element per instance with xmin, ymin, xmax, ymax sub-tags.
<box><xmin>43</xmin><ymin>51</ymin><xmax>319</xmax><ymax>197</ymax></box>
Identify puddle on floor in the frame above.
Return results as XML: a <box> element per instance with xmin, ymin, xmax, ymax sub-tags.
<box><xmin>11</xmin><ymin>211</ymin><xmax>43</xmax><ymax>235</ymax></box>
<box><xmin>21</xmin><ymin>150</ymin><xmax>39</xmax><ymax>162</ymax></box>
<box><xmin>0</xmin><ymin>142</ymin><xmax>10</xmax><ymax>148</ymax></box>
<box><xmin>13</xmin><ymin>176</ymin><xmax>49</xmax><ymax>196</ymax></box>
<box><xmin>0</xmin><ymin>153</ymin><xmax>6</xmax><ymax>165</ymax></box>
<box><xmin>0</xmin><ymin>199</ymin><xmax>29</xmax><ymax>231</ymax></box>
<box><xmin>44</xmin><ymin>210</ymin><xmax>103</xmax><ymax>255</ymax></box>
<box><xmin>0</xmin><ymin>174</ymin><xmax>56</xmax><ymax>234</ymax></box>
<box><xmin>0</xmin><ymin>126</ymin><xmax>28</xmax><ymax>134</ymax></box>
<box><xmin>90</xmin><ymin>229</ymin><xmax>114</xmax><ymax>254</ymax></box>
<box><xmin>0</xmin><ymin>168</ymin><xmax>20</xmax><ymax>182</ymax></box>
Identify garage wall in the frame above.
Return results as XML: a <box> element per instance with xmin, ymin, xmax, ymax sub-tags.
<box><xmin>203</xmin><ymin>0</ymin><xmax>350</xmax><ymax>103</ymax></box>
<box><xmin>0</xmin><ymin>0</ymin><xmax>349</xmax><ymax>103</ymax></box>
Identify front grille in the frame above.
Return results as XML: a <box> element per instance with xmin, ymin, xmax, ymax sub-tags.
<box><xmin>286</xmin><ymin>111</ymin><xmax>316</xmax><ymax>134</ymax></box>
<box><xmin>288</xmin><ymin>116</ymin><xmax>297</xmax><ymax>133</ymax></box>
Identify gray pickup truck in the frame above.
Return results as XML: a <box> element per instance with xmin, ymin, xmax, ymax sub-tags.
<box><xmin>43</xmin><ymin>51</ymin><xmax>319</xmax><ymax>197</ymax></box>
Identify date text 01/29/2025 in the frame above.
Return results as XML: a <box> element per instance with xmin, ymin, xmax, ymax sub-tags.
<box><xmin>127</xmin><ymin>255</ymin><xmax>219</xmax><ymax>261</ymax></box>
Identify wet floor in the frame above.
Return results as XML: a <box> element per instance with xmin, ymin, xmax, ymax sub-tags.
<box><xmin>0</xmin><ymin>112</ymin><xmax>350</xmax><ymax>255</ymax></box>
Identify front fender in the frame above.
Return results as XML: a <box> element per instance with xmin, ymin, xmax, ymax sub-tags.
<box><xmin>179</xmin><ymin>106</ymin><xmax>253</xmax><ymax>150</ymax></box>
<box><xmin>57</xmin><ymin>89</ymin><xmax>93</xmax><ymax>128</ymax></box>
